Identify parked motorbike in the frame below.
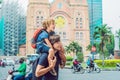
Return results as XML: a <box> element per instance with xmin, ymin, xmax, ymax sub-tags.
<box><xmin>71</xmin><ymin>63</ymin><xmax>85</xmax><ymax>74</ymax></box>
<box><xmin>86</xmin><ymin>62</ymin><xmax>101</xmax><ymax>73</ymax></box>
<box><xmin>6</xmin><ymin>65</ymin><xmax>32</xmax><ymax>80</ymax></box>
<box><xmin>116</xmin><ymin>63</ymin><xmax>120</xmax><ymax>71</ymax></box>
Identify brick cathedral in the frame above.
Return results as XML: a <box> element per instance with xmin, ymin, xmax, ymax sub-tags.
<box><xmin>26</xmin><ymin>0</ymin><xmax>90</xmax><ymax>59</ymax></box>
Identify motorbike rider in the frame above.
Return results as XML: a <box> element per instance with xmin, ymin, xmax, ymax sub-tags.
<box><xmin>86</xmin><ymin>52</ymin><xmax>94</xmax><ymax>68</ymax></box>
<box><xmin>12</xmin><ymin>57</ymin><xmax>27</xmax><ymax>80</ymax></box>
<box><xmin>73</xmin><ymin>59</ymin><xmax>79</xmax><ymax>69</ymax></box>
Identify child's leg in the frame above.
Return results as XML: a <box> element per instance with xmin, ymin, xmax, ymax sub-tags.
<box><xmin>48</xmin><ymin>48</ymin><xmax>57</xmax><ymax>76</ymax></box>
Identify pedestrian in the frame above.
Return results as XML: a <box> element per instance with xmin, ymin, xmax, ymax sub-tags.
<box><xmin>13</xmin><ymin>57</ymin><xmax>27</xmax><ymax>80</ymax></box>
<box><xmin>32</xmin><ymin>34</ymin><xmax>66</xmax><ymax>80</ymax></box>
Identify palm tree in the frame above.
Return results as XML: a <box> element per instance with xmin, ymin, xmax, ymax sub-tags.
<box><xmin>93</xmin><ymin>24</ymin><xmax>112</xmax><ymax>66</ymax></box>
<box><xmin>116</xmin><ymin>29</ymin><xmax>120</xmax><ymax>49</ymax></box>
<box><xmin>65</xmin><ymin>41</ymin><xmax>82</xmax><ymax>53</ymax></box>
<box><xmin>65</xmin><ymin>41</ymin><xmax>83</xmax><ymax>61</ymax></box>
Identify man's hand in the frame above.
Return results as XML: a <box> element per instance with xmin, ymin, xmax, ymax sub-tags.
<box><xmin>49</xmin><ymin>56</ymin><xmax>56</xmax><ymax>69</ymax></box>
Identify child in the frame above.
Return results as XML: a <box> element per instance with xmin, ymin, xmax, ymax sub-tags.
<box><xmin>36</xmin><ymin>18</ymin><xmax>57</xmax><ymax>76</ymax></box>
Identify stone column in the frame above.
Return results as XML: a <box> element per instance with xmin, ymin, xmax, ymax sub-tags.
<box><xmin>114</xmin><ymin>35</ymin><xmax>120</xmax><ymax>59</ymax></box>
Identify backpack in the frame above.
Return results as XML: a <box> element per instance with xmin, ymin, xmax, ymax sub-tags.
<box><xmin>31</xmin><ymin>28</ymin><xmax>44</xmax><ymax>49</ymax></box>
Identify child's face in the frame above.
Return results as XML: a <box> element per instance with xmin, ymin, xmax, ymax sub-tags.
<box><xmin>49</xmin><ymin>22</ymin><xmax>55</xmax><ymax>32</ymax></box>
<box><xmin>53</xmin><ymin>41</ymin><xmax>61</xmax><ymax>51</ymax></box>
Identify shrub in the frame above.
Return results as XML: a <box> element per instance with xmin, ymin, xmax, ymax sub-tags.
<box><xmin>66</xmin><ymin>56</ymin><xmax>73</xmax><ymax>61</ymax></box>
<box><xmin>94</xmin><ymin>59</ymin><xmax>120</xmax><ymax>67</ymax></box>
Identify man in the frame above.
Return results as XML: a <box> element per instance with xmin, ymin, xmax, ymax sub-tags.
<box><xmin>32</xmin><ymin>35</ymin><xmax>66</xmax><ymax>80</ymax></box>
<box><xmin>86</xmin><ymin>52</ymin><xmax>94</xmax><ymax>68</ymax></box>
<box><xmin>13</xmin><ymin>57</ymin><xmax>26</xmax><ymax>80</ymax></box>
<box><xmin>73</xmin><ymin>59</ymin><xmax>79</xmax><ymax>69</ymax></box>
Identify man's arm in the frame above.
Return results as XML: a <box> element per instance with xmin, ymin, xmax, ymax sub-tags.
<box><xmin>35</xmin><ymin>65</ymin><xmax>52</xmax><ymax>77</ymax></box>
<box><xmin>35</xmin><ymin>56</ymin><xmax>56</xmax><ymax>77</ymax></box>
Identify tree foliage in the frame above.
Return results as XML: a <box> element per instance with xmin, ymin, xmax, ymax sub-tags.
<box><xmin>65</xmin><ymin>41</ymin><xmax>83</xmax><ymax>61</ymax></box>
<box><xmin>93</xmin><ymin>24</ymin><xmax>113</xmax><ymax>66</ymax></box>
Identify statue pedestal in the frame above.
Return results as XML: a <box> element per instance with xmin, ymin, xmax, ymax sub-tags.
<box><xmin>114</xmin><ymin>50</ymin><xmax>120</xmax><ymax>59</ymax></box>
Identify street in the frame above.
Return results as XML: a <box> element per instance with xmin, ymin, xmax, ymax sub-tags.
<box><xmin>0</xmin><ymin>66</ymin><xmax>120</xmax><ymax>80</ymax></box>
<box><xmin>59</xmin><ymin>68</ymin><xmax>120</xmax><ymax>80</ymax></box>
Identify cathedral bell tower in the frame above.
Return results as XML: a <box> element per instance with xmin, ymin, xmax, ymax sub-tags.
<box><xmin>26</xmin><ymin>0</ymin><xmax>50</xmax><ymax>54</ymax></box>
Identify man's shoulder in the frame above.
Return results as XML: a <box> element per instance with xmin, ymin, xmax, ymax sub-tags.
<box><xmin>37</xmin><ymin>53</ymin><xmax>48</xmax><ymax>66</ymax></box>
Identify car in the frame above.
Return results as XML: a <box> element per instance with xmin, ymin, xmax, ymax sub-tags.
<box><xmin>26</xmin><ymin>54</ymin><xmax>39</xmax><ymax>64</ymax></box>
<box><xmin>5</xmin><ymin>58</ymin><xmax>15</xmax><ymax>66</ymax></box>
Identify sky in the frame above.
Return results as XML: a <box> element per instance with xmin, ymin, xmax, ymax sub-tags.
<box><xmin>102</xmin><ymin>0</ymin><xmax>120</xmax><ymax>34</ymax></box>
<box><xmin>49</xmin><ymin>0</ymin><xmax>120</xmax><ymax>34</ymax></box>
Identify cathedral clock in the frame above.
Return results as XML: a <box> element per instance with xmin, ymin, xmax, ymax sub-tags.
<box><xmin>55</xmin><ymin>16</ymin><xmax>65</xmax><ymax>28</ymax></box>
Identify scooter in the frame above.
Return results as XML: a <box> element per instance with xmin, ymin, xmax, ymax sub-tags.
<box><xmin>116</xmin><ymin>63</ymin><xmax>120</xmax><ymax>71</ymax></box>
<box><xmin>71</xmin><ymin>63</ymin><xmax>85</xmax><ymax>74</ymax></box>
<box><xmin>6</xmin><ymin>65</ymin><xmax>32</xmax><ymax>80</ymax></box>
<box><xmin>86</xmin><ymin>62</ymin><xmax>101</xmax><ymax>73</ymax></box>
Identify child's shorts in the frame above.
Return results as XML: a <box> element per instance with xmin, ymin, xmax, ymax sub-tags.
<box><xmin>37</xmin><ymin>43</ymin><xmax>50</xmax><ymax>54</ymax></box>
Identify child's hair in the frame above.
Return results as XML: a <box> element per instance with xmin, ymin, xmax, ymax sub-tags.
<box><xmin>49</xmin><ymin>35</ymin><xmax>60</xmax><ymax>45</ymax></box>
<box><xmin>42</xmin><ymin>18</ymin><xmax>55</xmax><ymax>30</ymax></box>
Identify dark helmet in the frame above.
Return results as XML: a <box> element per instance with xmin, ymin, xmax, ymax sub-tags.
<box><xmin>19</xmin><ymin>57</ymin><xmax>25</xmax><ymax>63</ymax></box>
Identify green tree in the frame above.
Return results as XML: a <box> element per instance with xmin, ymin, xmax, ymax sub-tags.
<box><xmin>65</xmin><ymin>41</ymin><xmax>83</xmax><ymax>61</ymax></box>
<box><xmin>93</xmin><ymin>24</ymin><xmax>112</xmax><ymax>66</ymax></box>
<box><xmin>116</xmin><ymin>29</ymin><xmax>120</xmax><ymax>49</ymax></box>
<box><xmin>106</xmin><ymin>34</ymin><xmax>114</xmax><ymax>55</ymax></box>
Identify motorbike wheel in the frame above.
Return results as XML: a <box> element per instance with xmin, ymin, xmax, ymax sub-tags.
<box><xmin>79</xmin><ymin>67</ymin><xmax>85</xmax><ymax>74</ymax></box>
<box><xmin>95</xmin><ymin>68</ymin><xmax>101</xmax><ymax>73</ymax></box>
<box><xmin>71</xmin><ymin>66</ymin><xmax>76</xmax><ymax>73</ymax></box>
<box><xmin>6</xmin><ymin>75</ymin><xmax>12</xmax><ymax>80</ymax></box>
<box><xmin>86</xmin><ymin>67</ymin><xmax>91</xmax><ymax>73</ymax></box>
<box><xmin>116</xmin><ymin>67</ymin><xmax>120</xmax><ymax>71</ymax></box>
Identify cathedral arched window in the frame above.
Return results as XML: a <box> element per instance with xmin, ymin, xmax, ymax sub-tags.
<box><xmin>80</xmin><ymin>18</ymin><xmax>83</xmax><ymax>28</ymax></box>
<box><xmin>80</xmin><ymin>32</ymin><xmax>83</xmax><ymax>40</ymax></box>
<box><xmin>76</xmin><ymin>18</ymin><xmax>79</xmax><ymax>28</ymax></box>
<box><xmin>75</xmin><ymin>32</ymin><xmax>79</xmax><ymax>40</ymax></box>
<box><xmin>63</xmin><ymin>32</ymin><xmax>66</xmax><ymax>39</ymax></box>
<box><xmin>58</xmin><ymin>3</ymin><xmax>62</xmax><ymax>9</ymax></box>
<box><xmin>36</xmin><ymin>15</ymin><xmax>43</xmax><ymax>27</ymax></box>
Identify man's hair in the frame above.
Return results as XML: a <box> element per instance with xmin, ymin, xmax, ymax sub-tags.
<box><xmin>49</xmin><ymin>35</ymin><xmax>60</xmax><ymax>45</ymax></box>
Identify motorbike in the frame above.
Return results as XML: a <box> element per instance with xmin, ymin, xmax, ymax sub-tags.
<box><xmin>86</xmin><ymin>62</ymin><xmax>101</xmax><ymax>73</ymax></box>
<box><xmin>116</xmin><ymin>63</ymin><xmax>120</xmax><ymax>71</ymax></box>
<box><xmin>6</xmin><ymin>65</ymin><xmax>32</xmax><ymax>80</ymax></box>
<box><xmin>71</xmin><ymin>63</ymin><xmax>85</xmax><ymax>74</ymax></box>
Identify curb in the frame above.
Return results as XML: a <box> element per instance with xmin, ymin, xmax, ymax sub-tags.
<box><xmin>64</xmin><ymin>66</ymin><xmax>117</xmax><ymax>71</ymax></box>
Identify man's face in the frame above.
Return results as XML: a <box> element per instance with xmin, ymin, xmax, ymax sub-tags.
<box><xmin>53</xmin><ymin>41</ymin><xmax>61</xmax><ymax>51</ymax></box>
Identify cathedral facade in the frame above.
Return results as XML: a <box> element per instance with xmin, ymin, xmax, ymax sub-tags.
<box><xmin>26</xmin><ymin>0</ymin><xmax>90</xmax><ymax>58</ymax></box>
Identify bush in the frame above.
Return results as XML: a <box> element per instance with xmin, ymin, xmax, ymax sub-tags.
<box><xmin>66</xmin><ymin>56</ymin><xmax>73</xmax><ymax>61</ymax></box>
<box><xmin>94</xmin><ymin>59</ymin><xmax>120</xmax><ymax>67</ymax></box>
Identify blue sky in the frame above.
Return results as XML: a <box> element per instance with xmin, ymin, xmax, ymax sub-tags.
<box><xmin>49</xmin><ymin>0</ymin><xmax>120</xmax><ymax>34</ymax></box>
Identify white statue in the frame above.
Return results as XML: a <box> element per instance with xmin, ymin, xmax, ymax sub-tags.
<box><xmin>114</xmin><ymin>35</ymin><xmax>119</xmax><ymax>50</ymax></box>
